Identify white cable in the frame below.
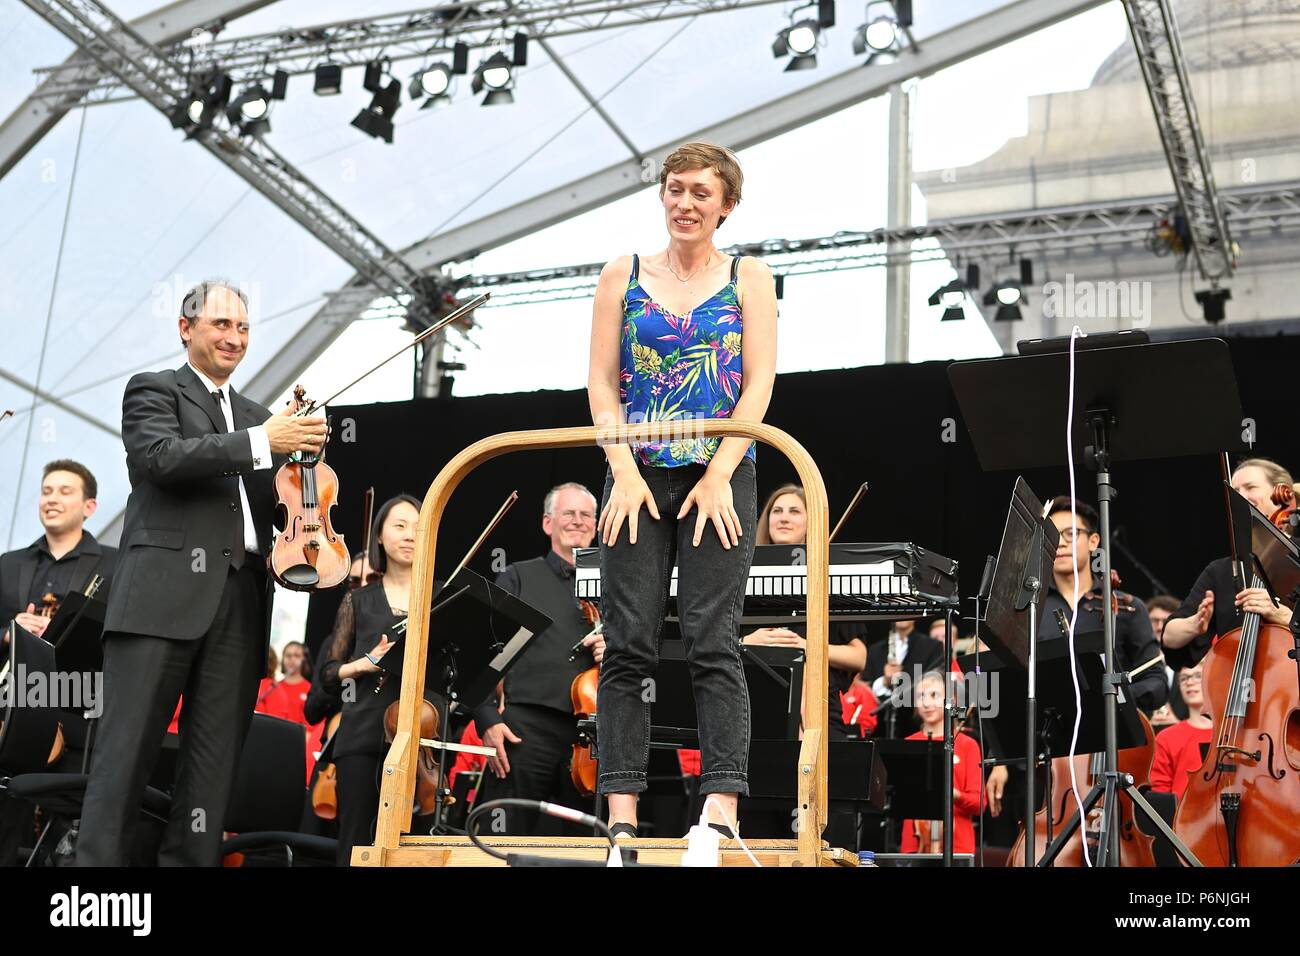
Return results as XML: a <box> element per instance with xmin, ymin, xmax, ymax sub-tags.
<box><xmin>702</xmin><ymin>795</ymin><xmax>762</xmax><ymax>867</ymax></box>
<box><xmin>1064</xmin><ymin>326</ymin><xmax>1092</xmax><ymax>867</ymax></box>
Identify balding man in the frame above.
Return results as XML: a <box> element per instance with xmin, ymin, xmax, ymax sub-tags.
<box><xmin>78</xmin><ymin>280</ymin><xmax>326</xmax><ymax>866</ymax></box>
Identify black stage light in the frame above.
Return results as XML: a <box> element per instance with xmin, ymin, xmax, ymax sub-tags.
<box><xmin>929</xmin><ymin>278</ymin><xmax>966</xmax><ymax>321</ymax></box>
<box><xmin>1195</xmin><ymin>287</ymin><xmax>1230</xmax><ymax>324</ymax></box>
<box><xmin>471</xmin><ymin>52</ymin><xmax>515</xmax><ymax>105</ymax></box>
<box><xmin>314</xmin><ymin>63</ymin><xmax>342</xmax><ymax>95</ymax></box>
<box><xmin>351</xmin><ymin>79</ymin><xmax>401</xmax><ymax>142</ymax></box>
<box><xmin>270</xmin><ymin>69</ymin><xmax>289</xmax><ymax>100</ymax></box>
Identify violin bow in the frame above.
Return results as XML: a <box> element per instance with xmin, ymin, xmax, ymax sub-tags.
<box><xmin>829</xmin><ymin>482</ymin><xmax>869</xmax><ymax>544</ymax></box>
<box><xmin>360</xmin><ymin>487</ymin><xmax>376</xmax><ymax>582</ymax></box>
<box><xmin>381</xmin><ymin>491</ymin><xmax>519</xmax><ymax>641</ymax></box>
<box><xmin>0</xmin><ymin>410</ymin><xmax>13</xmax><ymax>424</ymax></box>
<box><xmin>449</xmin><ymin>491</ymin><xmax>519</xmax><ymax>583</ymax></box>
<box><xmin>297</xmin><ymin>293</ymin><xmax>490</xmax><ymax>416</ymax></box>
<box><xmin>1219</xmin><ymin>452</ymin><xmax>1249</xmax><ymax>594</ymax></box>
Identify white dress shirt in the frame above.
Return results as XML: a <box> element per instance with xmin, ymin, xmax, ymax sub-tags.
<box><xmin>872</xmin><ymin>632</ymin><xmax>910</xmax><ymax>699</ymax></box>
<box><xmin>188</xmin><ymin>363</ymin><xmax>271</xmax><ymax>555</ymax></box>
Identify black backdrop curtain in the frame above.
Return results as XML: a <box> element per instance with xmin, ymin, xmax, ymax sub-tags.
<box><xmin>303</xmin><ymin>335</ymin><xmax>1283</xmax><ymax>657</ymax></box>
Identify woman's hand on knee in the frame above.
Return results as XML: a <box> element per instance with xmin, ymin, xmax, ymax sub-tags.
<box><xmin>598</xmin><ymin>471</ymin><xmax>660</xmax><ymax>546</ymax></box>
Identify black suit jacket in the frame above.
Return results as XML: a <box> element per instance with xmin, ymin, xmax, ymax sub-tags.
<box><xmin>0</xmin><ymin>532</ymin><xmax>117</xmax><ymax>628</ymax></box>
<box><xmin>104</xmin><ymin>364</ymin><xmax>284</xmax><ymax>641</ymax></box>
<box><xmin>863</xmin><ymin>631</ymin><xmax>946</xmax><ymax>685</ymax></box>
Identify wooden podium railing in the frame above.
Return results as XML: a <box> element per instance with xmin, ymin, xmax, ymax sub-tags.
<box><xmin>360</xmin><ymin>420</ymin><xmax>832</xmax><ymax>867</ymax></box>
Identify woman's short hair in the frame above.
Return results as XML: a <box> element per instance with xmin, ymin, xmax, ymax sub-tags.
<box><xmin>756</xmin><ymin>483</ymin><xmax>805</xmax><ymax>545</ymax></box>
<box><xmin>659</xmin><ymin>142</ymin><xmax>744</xmax><ymax>227</ymax></box>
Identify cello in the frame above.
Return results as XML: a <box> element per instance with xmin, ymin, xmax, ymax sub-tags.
<box><xmin>1173</xmin><ymin>484</ymin><xmax>1300</xmax><ymax>867</ymax></box>
<box><xmin>1008</xmin><ymin>711</ymin><xmax>1157</xmax><ymax>867</ymax></box>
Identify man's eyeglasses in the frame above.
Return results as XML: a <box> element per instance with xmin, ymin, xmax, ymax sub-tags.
<box><xmin>1177</xmin><ymin>672</ymin><xmax>1203</xmax><ymax>685</ymax></box>
<box><xmin>1059</xmin><ymin>527</ymin><xmax>1093</xmax><ymax>543</ymax></box>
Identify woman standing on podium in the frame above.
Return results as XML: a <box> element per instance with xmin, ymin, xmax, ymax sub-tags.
<box><xmin>587</xmin><ymin>142</ymin><xmax>777</xmax><ymax>840</ymax></box>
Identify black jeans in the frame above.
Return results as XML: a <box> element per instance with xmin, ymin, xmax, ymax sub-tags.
<box><xmin>597</xmin><ymin>458</ymin><xmax>757</xmax><ymax>797</ymax></box>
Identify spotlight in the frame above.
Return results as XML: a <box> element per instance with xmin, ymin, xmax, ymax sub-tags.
<box><xmin>351</xmin><ymin>78</ymin><xmax>401</xmax><ymax>142</ymax></box>
<box><xmin>471</xmin><ymin>52</ymin><xmax>515</xmax><ymax>105</ymax></box>
<box><xmin>1195</xmin><ymin>287</ymin><xmax>1231</xmax><ymax>324</ymax></box>
<box><xmin>410</xmin><ymin>63</ymin><xmax>453</xmax><ymax>107</ymax></box>
<box><xmin>226</xmin><ymin>84</ymin><xmax>272</xmax><ymax>136</ymax></box>
<box><xmin>984</xmin><ymin>281</ymin><xmax>1023</xmax><ymax>321</ymax></box>
<box><xmin>170</xmin><ymin>69</ymin><xmax>230</xmax><ymax>134</ymax></box>
<box><xmin>314</xmin><ymin>63</ymin><xmax>342</xmax><ymax>95</ymax></box>
<box><xmin>774</xmin><ymin>0</ymin><xmax>833</xmax><ymax>71</ymax></box>
<box><xmin>929</xmin><ymin>278</ymin><xmax>966</xmax><ymax>321</ymax></box>
<box><xmin>270</xmin><ymin>69</ymin><xmax>289</xmax><ymax>101</ymax></box>
<box><xmin>854</xmin><ymin>0</ymin><xmax>911</xmax><ymax>60</ymax></box>
<box><xmin>363</xmin><ymin>60</ymin><xmax>386</xmax><ymax>93</ymax></box>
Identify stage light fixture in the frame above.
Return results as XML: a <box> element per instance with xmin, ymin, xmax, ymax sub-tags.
<box><xmin>351</xmin><ymin>78</ymin><xmax>401</xmax><ymax>143</ymax></box>
<box><xmin>170</xmin><ymin>69</ymin><xmax>230</xmax><ymax>134</ymax></box>
<box><xmin>471</xmin><ymin>52</ymin><xmax>515</xmax><ymax>105</ymax></box>
<box><xmin>854</xmin><ymin>1</ymin><xmax>910</xmax><ymax>61</ymax></box>
<box><xmin>774</xmin><ymin>0</ymin><xmax>833</xmax><ymax>71</ymax></box>
<box><xmin>226</xmin><ymin>84</ymin><xmax>272</xmax><ymax>136</ymax></box>
<box><xmin>929</xmin><ymin>278</ymin><xmax>966</xmax><ymax>321</ymax></box>
<box><xmin>1195</xmin><ymin>287</ymin><xmax>1230</xmax><ymax>324</ymax></box>
<box><xmin>410</xmin><ymin>62</ymin><xmax>453</xmax><ymax>107</ymax></box>
<box><xmin>270</xmin><ymin>69</ymin><xmax>289</xmax><ymax>100</ymax></box>
<box><xmin>314</xmin><ymin>63</ymin><xmax>342</xmax><ymax>95</ymax></box>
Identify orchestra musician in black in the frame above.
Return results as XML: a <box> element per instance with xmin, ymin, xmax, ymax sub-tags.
<box><xmin>76</xmin><ymin>280</ymin><xmax>326</xmax><ymax>866</ymax></box>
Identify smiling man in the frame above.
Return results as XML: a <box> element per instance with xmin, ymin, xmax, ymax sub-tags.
<box><xmin>0</xmin><ymin>460</ymin><xmax>117</xmax><ymax>638</ymax></box>
<box><xmin>77</xmin><ymin>279</ymin><xmax>327</xmax><ymax>866</ymax></box>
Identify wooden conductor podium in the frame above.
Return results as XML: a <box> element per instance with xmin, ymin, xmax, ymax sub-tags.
<box><xmin>352</xmin><ymin>421</ymin><xmax>853</xmax><ymax>868</ymax></box>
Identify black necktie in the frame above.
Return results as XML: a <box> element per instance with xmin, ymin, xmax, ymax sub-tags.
<box><xmin>211</xmin><ymin>390</ymin><xmax>229</xmax><ymax>434</ymax></box>
<box><xmin>213</xmin><ymin>388</ymin><xmax>244</xmax><ymax>567</ymax></box>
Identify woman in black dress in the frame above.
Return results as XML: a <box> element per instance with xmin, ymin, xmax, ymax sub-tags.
<box><xmin>318</xmin><ymin>494</ymin><xmax>419</xmax><ymax>865</ymax></box>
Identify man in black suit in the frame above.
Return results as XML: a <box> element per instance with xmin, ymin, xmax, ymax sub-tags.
<box><xmin>77</xmin><ymin>280</ymin><xmax>326</xmax><ymax>866</ymax></box>
<box><xmin>1</xmin><ymin>460</ymin><xmax>116</xmax><ymax>634</ymax></box>
<box><xmin>863</xmin><ymin>619</ymin><xmax>945</xmax><ymax>739</ymax></box>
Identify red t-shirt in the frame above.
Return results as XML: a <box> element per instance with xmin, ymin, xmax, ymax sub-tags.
<box><xmin>1149</xmin><ymin>719</ymin><xmax>1213</xmax><ymax>799</ymax></box>
<box><xmin>256</xmin><ymin>678</ymin><xmax>311</xmax><ymax>726</ymax></box>
<box><xmin>900</xmin><ymin>730</ymin><xmax>984</xmax><ymax>855</ymax></box>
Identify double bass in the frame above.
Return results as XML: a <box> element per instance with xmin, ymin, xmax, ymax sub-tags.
<box><xmin>1173</xmin><ymin>484</ymin><xmax>1300</xmax><ymax>866</ymax></box>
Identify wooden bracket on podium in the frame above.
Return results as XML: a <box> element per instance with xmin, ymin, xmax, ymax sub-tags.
<box><xmin>353</xmin><ymin>420</ymin><xmax>838</xmax><ymax>868</ymax></box>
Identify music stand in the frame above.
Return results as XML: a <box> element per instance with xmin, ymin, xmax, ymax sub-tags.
<box><xmin>982</xmin><ymin>478</ymin><xmax>1056</xmax><ymax>866</ymax></box>
<box><xmin>379</xmin><ymin>568</ymin><xmax>551</xmax><ymax>835</ymax></box>
<box><xmin>872</xmin><ymin>738</ymin><xmax>946</xmax><ymax>853</ymax></box>
<box><xmin>949</xmin><ymin>337</ymin><xmax>1241</xmax><ymax>867</ymax></box>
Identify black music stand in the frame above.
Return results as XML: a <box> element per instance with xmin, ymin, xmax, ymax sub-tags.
<box><xmin>380</xmin><ymin>569</ymin><xmax>551</xmax><ymax>835</ymax></box>
<box><xmin>43</xmin><ymin>592</ymin><xmax>108</xmax><ymax>771</ymax></box>
<box><xmin>949</xmin><ymin>337</ymin><xmax>1240</xmax><ymax>867</ymax></box>
<box><xmin>872</xmin><ymin>738</ymin><xmax>945</xmax><ymax>854</ymax></box>
<box><xmin>982</xmin><ymin>477</ymin><xmax>1056</xmax><ymax>867</ymax></box>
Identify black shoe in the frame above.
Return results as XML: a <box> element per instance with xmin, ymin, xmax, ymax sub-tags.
<box><xmin>610</xmin><ymin>822</ymin><xmax>638</xmax><ymax>841</ymax></box>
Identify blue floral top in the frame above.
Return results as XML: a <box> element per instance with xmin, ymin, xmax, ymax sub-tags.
<box><xmin>620</xmin><ymin>253</ymin><xmax>756</xmax><ymax>468</ymax></box>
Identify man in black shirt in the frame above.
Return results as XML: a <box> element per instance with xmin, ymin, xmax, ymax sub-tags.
<box><xmin>0</xmin><ymin>460</ymin><xmax>117</xmax><ymax>635</ymax></box>
<box><xmin>472</xmin><ymin>483</ymin><xmax>604</xmax><ymax>834</ymax></box>
<box><xmin>986</xmin><ymin>496</ymin><xmax>1166</xmax><ymax>827</ymax></box>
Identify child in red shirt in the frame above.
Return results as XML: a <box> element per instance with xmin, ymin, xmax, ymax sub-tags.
<box><xmin>1150</xmin><ymin>664</ymin><xmax>1213</xmax><ymax>799</ymax></box>
<box><xmin>900</xmin><ymin>670</ymin><xmax>984</xmax><ymax>855</ymax></box>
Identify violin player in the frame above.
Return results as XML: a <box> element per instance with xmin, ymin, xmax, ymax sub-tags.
<box><xmin>0</xmin><ymin>460</ymin><xmax>117</xmax><ymax>639</ymax></box>
<box><xmin>0</xmin><ymin>460</ymin><xmax>117</xmax><ymax>866</ymax></box>
<box><xmin>471</xmin><ymin>483</ymin><xmax>605</xmax><ymax>836</ymax></box>
<box><xmin>985</xmin><ymin>497</ymin><xmax>1167</xmax><ymax>826</ymax></box>
<box><xmin>77</xmin><ymin>279</ymin><xmax>327</xmax><ymax>866</ymax></box>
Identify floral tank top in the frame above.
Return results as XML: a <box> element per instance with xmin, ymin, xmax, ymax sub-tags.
<box><xmin>620</xmin><ymin>253</ymin><xmax>756</xmax><ymax>468</ymax></box>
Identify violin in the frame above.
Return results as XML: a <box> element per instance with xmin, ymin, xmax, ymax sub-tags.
<box><xmin>570</xmin><ymin>599</ymin><xmax>601</xmax><ymax>798</ymax></box>
<box><xmin>383</xmin><ymin>696</ymin><xmax>451</xmax><ymax>816</ymax></box>
<box><xmin>1173</xmin><ymin>483</ymin><xmax>1300</xmax><ymax>866</ymax></box>
<box><xmin>311</xmin><ymin>712</ymin><xmax>343</xmax><ymax>819</ymax></box>
<box><xmin>269</xmin><ymin>386</ymin><xmax>350</xmax><ymax>591</ymax></box>
<box><xmin>1008</xmin><ymin>711</ymin><xmax>1157</xmax><ymax>867</ymax></box>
